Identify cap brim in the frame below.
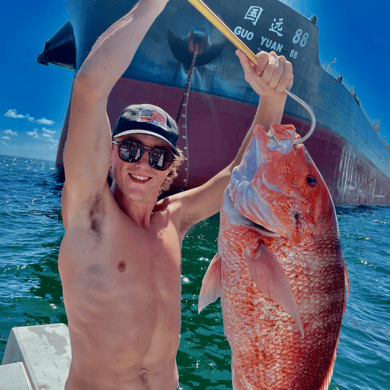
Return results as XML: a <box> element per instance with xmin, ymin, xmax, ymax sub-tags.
<box><xmin>113</xmin><ymin>129</ymin><xmax>180</xmax><ymax>156</ymax></box>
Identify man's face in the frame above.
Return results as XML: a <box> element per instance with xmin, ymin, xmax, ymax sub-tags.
<box><xmin>111</xmin><ymin>134</ymin><xmax>173</xmax><ymax>202</ymax></box>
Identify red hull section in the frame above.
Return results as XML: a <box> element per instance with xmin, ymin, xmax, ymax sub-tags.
<box><xmin>107</xmin><ymin>78</ymin><xmax>390</xmax><ymax>205</ymax></box>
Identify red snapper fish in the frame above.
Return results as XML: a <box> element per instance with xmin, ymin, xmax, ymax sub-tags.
<box><xmin>199</xmin><ymin>124</ymin><xmax>349</xmax><ymax>390</ymax></box>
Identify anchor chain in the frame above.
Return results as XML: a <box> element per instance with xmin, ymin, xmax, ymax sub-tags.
<box><xmin>176</xmin><ymin>44</ymin><xmax>199</xmax><ymax>190</ymax></box>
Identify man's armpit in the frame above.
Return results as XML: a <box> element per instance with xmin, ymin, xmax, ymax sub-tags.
<box><xmin>87</xmin><ymin>192</ymin><xmax>106</xmax><ymax>241</ymax></box>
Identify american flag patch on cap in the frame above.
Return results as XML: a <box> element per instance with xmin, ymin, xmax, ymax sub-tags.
<box><xmin>139</xmin><ymin>109</ymin><xmax>167</xmax><ymax>129</ymax></box>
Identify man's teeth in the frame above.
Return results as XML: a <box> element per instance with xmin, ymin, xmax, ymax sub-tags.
<box><xmin>131</xmin><ymin>174</ymin><xmax>149</xmax><ymax>181</ymax></box>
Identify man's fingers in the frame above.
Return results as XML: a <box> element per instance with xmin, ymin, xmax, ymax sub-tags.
<box><xmin>262</xmin><ymin>55</ymin><xmax>279</xmax><ymax>85</ymax></box>
<box><xmin>274</xmin><ymin>59</ymin><xmax>293</xmax><ymax>92</ymax></box>
<box><xmin>261</xmin><ymin>53</ymin><xmax>293</xmax><ymax>92</ymax></box>
<box><xmin>255</xmin><ymin>51</ymin><xmax>269</xmax><ymax>75</ymax></box>
<box><xmin>287</xmin><ymin>74</ymin><xmax>294</xmax><ymax>90</ymax></box>
<box><xmin>236</xmin><ymin>49</ymin><xmax>293</xmax><ymax>96</ymax></box>
<box><xmin>236</xmin><ymin>50</ymin><xmax>258</xmax><ymax>87</ymax></box>
<box><xmin>267</xmin><ymin>55</ymin><xmax>285</xmax><ymax>89</ymax></box>
<box><xmin>236</xmin><ymin>50</ymin><xmax>254</xmax><ymax>73</ymax></box>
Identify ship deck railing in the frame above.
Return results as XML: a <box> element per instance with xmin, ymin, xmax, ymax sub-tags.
<box><xmin>321</xmin><ymin>60</ymin><xmax>374</xmax><ymax>129</ymax></box>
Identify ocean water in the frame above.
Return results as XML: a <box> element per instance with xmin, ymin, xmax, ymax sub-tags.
<box><xmin>0</xmin><ymin>154</ymin><xmax>389</xmax><ymax>389</ymax></box>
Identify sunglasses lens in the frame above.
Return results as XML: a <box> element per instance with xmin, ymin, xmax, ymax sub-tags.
<box><xmin>119</xmin><ymin>142</ymin><xmax>141</xmax><ymax>162</ymax></box>
<box><xmin>149</xmin><ymin>150</ymin><xmax>173</xmax><ymax>171</ymax></box>
<box><xmin>116</xmin><ymin>140</ymin><xmax>174</xmax><ymax>171</ymax></box>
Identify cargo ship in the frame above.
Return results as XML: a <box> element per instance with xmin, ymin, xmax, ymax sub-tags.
<box><xmin>38</xmin><ymin>0</ymin><xmax>390</xmax><ymax>205</ymax></box>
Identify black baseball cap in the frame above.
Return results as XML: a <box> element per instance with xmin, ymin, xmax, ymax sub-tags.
<box><xmin>112</xmin><ymin>104</ymin><xmax>180</xmax><ymax>156</ymax></box>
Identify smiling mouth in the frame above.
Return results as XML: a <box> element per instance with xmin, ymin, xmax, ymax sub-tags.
<box><xmin>129</xmin><ymin>173</ymin><xmax>151</xmax><ymax>182</ymax></box>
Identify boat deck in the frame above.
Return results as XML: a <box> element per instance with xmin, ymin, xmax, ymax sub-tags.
<box><xmin>1</xmin><ymin>324</ymin><xmax>70</xmax><ymax>389</ymax></box>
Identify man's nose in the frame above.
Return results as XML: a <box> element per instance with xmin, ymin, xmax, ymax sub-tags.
<box><xmin>135</xmin><ymin>150</ymin><xmax>150</xmax><ymax>167</ymax></box>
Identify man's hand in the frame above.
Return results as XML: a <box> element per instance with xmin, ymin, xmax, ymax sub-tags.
<box><xmin>236</xmin><ymin>50</ymin><xmax>293</xmax><ymax>97</ymax></box>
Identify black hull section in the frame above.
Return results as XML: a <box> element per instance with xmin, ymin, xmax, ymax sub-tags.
<box><xmin>39</xmin><ymin>0</ymin><xmax>390</xmax><ymax>204</ymax></box>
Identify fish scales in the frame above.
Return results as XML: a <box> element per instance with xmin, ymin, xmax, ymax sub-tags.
<box><xmin>199</xmin><ymin>124</ymin><xmax>348</xmax><ymax>390</ymax></box>
<box><xmin>220</xmin><ymin>205</ymin><xmax>345</xmax><ymax>389</ymax></box>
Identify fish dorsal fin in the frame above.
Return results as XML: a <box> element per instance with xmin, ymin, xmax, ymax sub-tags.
<box><xmin>245</xmin><ymin>243</ymin><xmax>304</xmax><ymax>336</ymax></box>
<box><xmin>198</xmin><ymin>254</ymin><xmax>222</xmax><ymax>314</ymax></box>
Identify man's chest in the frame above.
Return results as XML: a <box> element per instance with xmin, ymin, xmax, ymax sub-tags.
<box><xmin>59</xmin><ymin>215</ymin><xmax>182</xmax><ymax>298</ymax></box>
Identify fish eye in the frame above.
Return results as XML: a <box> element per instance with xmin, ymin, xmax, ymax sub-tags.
<box><xmin>306</xmin><ymin>174</ymin><xmax>317</xmax><ymax>187</ymax></box>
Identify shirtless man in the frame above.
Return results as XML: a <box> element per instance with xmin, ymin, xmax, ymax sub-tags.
<box><xmin>58</xmin><ymin>0</ymin><xmax>293</xmax><ymax>389</ymax></box>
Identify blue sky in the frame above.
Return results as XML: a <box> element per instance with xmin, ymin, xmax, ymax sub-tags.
<box><xmin>0</xmin><ymin>0</ymin><xmax>388</xmax><ymax>161</ymax></box>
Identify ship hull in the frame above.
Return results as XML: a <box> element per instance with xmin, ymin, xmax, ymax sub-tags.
<box><xmin>108</xmin><ymin>78</ymin><xmax>390</xmax><ymax>205</ymax></box>
<box><xmin>45</xmin><ymin>0</ymin><xmax>390</xmax><ymax>205</ymax></box>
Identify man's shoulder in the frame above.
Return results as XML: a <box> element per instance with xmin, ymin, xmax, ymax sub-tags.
<box><xmin>155</xmin><ymin>189</ymin><xmax>199</xmax><ymax>216</ymax></box>
<box><xmin>156</xmin><ymin>190</ymin><xmax>202</xmax><ymax>236</ymax></box>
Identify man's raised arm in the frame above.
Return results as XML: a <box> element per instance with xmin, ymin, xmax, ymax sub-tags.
<box><xmin>62</xmin><ymin>0</ymin><xmax>169</xmax><ymax>223</ymax></box>
<box><xmin>175</xmin><ymin>50</ymin><xmax>294</xmax><ymax>233</ymax></box>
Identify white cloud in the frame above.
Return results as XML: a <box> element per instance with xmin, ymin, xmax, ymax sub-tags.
<box><xmin>4</xmin><ymin>129</ymin><xmax>18</xmax><ymax>136</ymax></box>
<box><xmin>4</xmin><ymin>109</ymin><xmax>55</xmax><ymax>126</ymax></box>
<box><xmin>42</xmin><ymin>127</ymin><xmax>56</xmax><ymax>135</ymax></box>
<box><xmin>36</xmin><ymin>118</ymin><xmax>55</xmax><ymax>126</ymax></box>
<box><xmin>27</xmin><ymin>130</ymin><xmax>39</xmax><ymax>139</ymax></box>
<box><xmin>2</xmin><ymin>136</ymin><xmax>11</xmax><ymax>140</ymax></box>
<box><xmin>5</xmin><ymin>109</ymin><xmax>25</xmax><ymax>119</ymax></box>
<box><xmin>42</xmin><ymin>133</ymin><xmax>57</xmax><ymax>144</ymax></box>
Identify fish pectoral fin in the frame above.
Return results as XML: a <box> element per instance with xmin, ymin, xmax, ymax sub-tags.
<box><xmin>198</xmin><ymin>254</ymin><xmax>222</xmax><ymax>314</ymax></box>
<box><xmin>245</xmin><ymin>244</ymin><xmax>304</xmax><ymax>337</ymax></box>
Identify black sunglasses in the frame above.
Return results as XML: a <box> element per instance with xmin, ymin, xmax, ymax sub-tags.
<box><xmin>112</xmin><ymin>139</ymin><xmax>175</xmax><ymax>171</ymax></box>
